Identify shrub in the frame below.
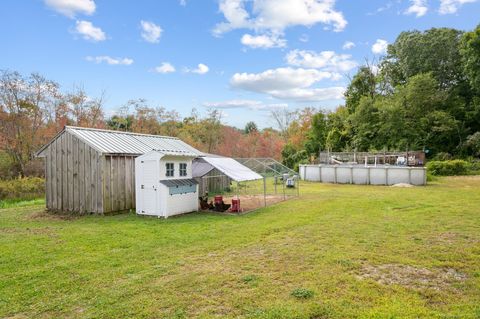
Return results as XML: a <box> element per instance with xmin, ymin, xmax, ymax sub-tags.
<box><xmin>0</xmin><ymin>177</ymin><xmax>45</xmax><ymax>201</ymax></box>
<box><xmin>427</xmin><ymin>160</ymin><xmax>469</xmax><ymax>176</ymax></box>
<box><xmin>432</xmin><ymin>152</ymin><xmax>452</xmax><ymax>161</ymax></box>
<box><xmin>290</xmin><ymin>288</ymin><xmax>314</xmax><ymax>299</ymax></box>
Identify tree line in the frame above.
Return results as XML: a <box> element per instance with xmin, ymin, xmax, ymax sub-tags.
<box><xmin>281</xmin><ymin>25</ymin><xmax>480</xmax><ymax>169</ymax></box>
<box><xmin>0</xmin><ymin>72</ymin><xmax>285</xmax><ymax>178</ymax></box>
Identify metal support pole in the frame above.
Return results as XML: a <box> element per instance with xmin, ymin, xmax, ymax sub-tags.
<box><xmin>263</xmin><ymin>176</ymin><xmax>267</xmax><ymax>207</ymax></box>
<box><xmin>297</xmin><ymin>176</ymin><xmax>300</xmax><ymax>197</ymax></box>
<box><xmin>282</xmin><ymin>178</ymin><xmax>286</xmax><ymax>200</ymax></box>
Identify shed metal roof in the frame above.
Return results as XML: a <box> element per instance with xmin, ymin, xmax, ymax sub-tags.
<box><xmin>36</xmin><ymin>126</ymin><xmax>201</xmax><ymax>157</ymax></box>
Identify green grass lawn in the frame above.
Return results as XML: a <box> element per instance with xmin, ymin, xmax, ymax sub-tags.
<box><xmin>1</xmin><ymin>177</ymin><xmax>480</xmax><ymax>318</ymax></box>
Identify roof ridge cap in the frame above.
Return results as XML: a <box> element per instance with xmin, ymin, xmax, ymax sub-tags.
<box><xmin>65</xmin><ymin>126</ymin><xmax>180</xmax><ymax>140</ymax></box>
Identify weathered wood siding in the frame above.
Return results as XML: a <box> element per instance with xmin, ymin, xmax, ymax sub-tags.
<box><xmin>43</xmin><ymin>131</ymin><xmax>137</xmax><ymax>214</ymax></box>
<box><xmin>44</xmin><ymin>132</ymin><xmax>103</xmax><ymax>214</ymax></box>
<box><xmin>102</xmin><ymin>155</ymin><xmax>136</xmax><ymax>213</ymax></box>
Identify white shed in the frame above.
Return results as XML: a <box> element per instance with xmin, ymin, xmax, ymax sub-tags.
<box><xmin>135</xmin><ymin>150</ymin><xmax>199</xmax><ymax>218</ymax></box>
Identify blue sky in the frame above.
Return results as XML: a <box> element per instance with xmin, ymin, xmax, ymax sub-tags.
<box><xmin>1</xmin><ymin>0</ymin><xmax>479</xmax><ymax>129</ymax></box>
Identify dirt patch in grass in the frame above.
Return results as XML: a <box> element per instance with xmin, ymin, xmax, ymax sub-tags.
<box><xmin>201</xmin><ymin>194</ymin><xmax>294</xmax><ymax>214</ymax></box>
<box><xmin>0</xmin><ymin>226</ymin><xmax>57</xmax><ymax>237</ymax></box>
<box><xmin>422</xmin><ymin>232</ymin><xmax>479</xmax><ymax>246</ymax></box>
<box><xmin>356</xmin><ymin>263</ymin><xmax>467</xmax><ymax>290</ymax></box>
<box><xmin>27</xmin><ymin>210</ymin><xmax>79</xmax><ymax>221</ymax></box>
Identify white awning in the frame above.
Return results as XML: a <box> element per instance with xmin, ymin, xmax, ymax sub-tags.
<box><xmin>193</xmin><ymin>157</ymin><xmax>263</xmax><ymax>182</ymax></box>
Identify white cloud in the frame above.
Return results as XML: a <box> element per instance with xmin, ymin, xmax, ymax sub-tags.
<box><xmin>75</xmin><ymin>20</ymin><xmax>106</xmax><ymax>41</ymax></box>
<box><xmin>405</xmin><ymin>0</ymin><xmax>428</xmax><ymax>17</ymax></box>
<box><xmin>372</xmin><ymin>39</ymin><xmax>388</xmax><ymax>55</ymax></box>
<box><xmin>342</xmin><ymin>41</ymin><xmax>355</xmax><ymax>50</ymax></box>
<box><xmin>285</xmin><ymin>50</ymin><xmax>357</xmax><ymax>72</ymax></box>
<box><xmin>268</xmin><ymin>87</ymin><xmax>345</xmax><ymax>101</ymax></box>
<box><xmin>299</xmin><ymin>34</ymin><xmax>309</xmax><ymax>42</ymax></box>
<box><xmin>187</xmin><ymin>63</ymin><xmax>209</xmax><ymax>74</ymax></box>
<box><xmin>140</xmin><ymin>20</ymin><xmax>162</xmax><ymax>43</ymax></box>
<box><xmin>230</xmin><ymin>67</ymin><xmax>345</xmax><ymax>101</ymax></box>
<box><xmin>439</xmin><ymin>0</ymin><xmax>477</xmax><ymax>14</ymax></box>
<box><xmin>153</xmin><ymin>62</ymin><xmax>176</xmax><ymax>73</ymax></box>
<box><xmin>241</xmin><ymin>33</ymin><xmax>287</xmax><ymax>49</ymax></box>
<box><xmin>213</xmin><ymin>0</ymin><xmax>347</xmax><ymax>36</ymax></box>
<box><xmin>86</xmin><ymin>56</ymin><xmax>133</xmax><ymax>65</ymax></box>
<box><xmin>179</xmin><ymin>0</ymin><xmax>187</xmax><ymax>6</ymax></box>
<box><xmin>368</xmin><ymin>1</ymin><xmax>395</xmax><ymax>15</ymax></box>
<box><xmin>203</xmin><ymin>100</ymin><xmax>287</xmax><ymax>111</ymax></box>
<box><xmin>44</xmin><ymin>0</ymin><xmax>95</xmax><ymax>18</ymax></box>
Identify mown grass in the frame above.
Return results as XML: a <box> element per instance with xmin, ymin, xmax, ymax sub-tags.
<box><xmin>0</xmin><ymin>198</ymin><xmax>45</xmax><ymax>209</ymax></box>
<box><xmin>1</xmin><ymin>177</ymin><xmax>480</xmax><ymax>318</ymax></box>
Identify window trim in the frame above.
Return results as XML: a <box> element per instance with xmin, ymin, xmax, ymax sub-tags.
<box><xmin>165</xmin><ymin>162</ymin><xmax>174</xmax><ymax>177</ymax></box>
<box><xmin>179</xmin><ymin>163</ymin><xmax>187</xmax><ymax>177</ymax></box>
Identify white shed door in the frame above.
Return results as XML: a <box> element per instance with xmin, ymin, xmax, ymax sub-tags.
<box><xmin>140</xmin><ymin>159</ymin><xmax>158</xmax><ymax>215</ymax></box>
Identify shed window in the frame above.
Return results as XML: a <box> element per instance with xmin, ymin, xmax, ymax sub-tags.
<box><xmin>180</xmin><ymin>163</ymin><xmax>187</xmax><ymax>176</ymax></box>
<box><xmin>166</xmin><ymin>163</ymin><xmax>174</xmax><ymax>177</ymax></box>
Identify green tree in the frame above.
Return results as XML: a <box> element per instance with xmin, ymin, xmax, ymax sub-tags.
<box><xmin>281</xmin><ymin>143</ymin><xmax>308</xmax><ymax>170</ymax></box>
<box><xmin>326</xmin><ymin>107</ymin><xmax>352</xmax><ymax>151</ymax></box>
<box><xmin>344</xmin><ymin>66</ymin><xmax>377</xmax><ymax>113</ymax></box>
<box><xmin>461</xmin><ymin>24</ymin><xmax>480</xmax><ymax>94</ymax></box>
<box><xmin>304</xmin><ymin>111</ymin><xmax>327</xmax><ymax>156</ymax></box>
<box><xmin>381</xmin><ymin>28</ymin><xmax>465</xmax><ymax>89</ymax></box>
<box><xmin>465</xmin><ymin>132</ymin><xmax>480</xmax><ymax>157</ymax></box>
<box><xmin>244</xmin><ymin>121</ymin><xmax>258</xmax><ymax>134</ymax></box>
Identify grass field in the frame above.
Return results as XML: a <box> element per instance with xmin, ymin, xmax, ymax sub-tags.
<box><xmin>1</xmin><ymin>177</ymin><xmax>480</xmax><ymax>318</ymax></box>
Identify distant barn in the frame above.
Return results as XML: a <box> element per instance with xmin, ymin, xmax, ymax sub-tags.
<box><xmin>36</xmin><ymin>126</ymin><xmax>201</xmax><ymax>214</ymax></box>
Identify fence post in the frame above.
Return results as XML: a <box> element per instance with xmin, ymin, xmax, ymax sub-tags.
<box><xmin>385</xmin><ymin>167</ymin><xmax>389</xmax><ymax>185</ymax></box>
<box><xmin>282</xmin><ymin>178</ymin><xmax>286</xmax><ymax>200</ymax></box>
<box><xmin>334</xmin><ymin>166</ymin><xmax>337</xmax><ymax>184</ymax></box>
<box><xmin>319</xmin><ymin>165</ymin><xmax>322</xmax><ymax>182</ymax></box>
<box><xmin>263</xmin><ymin>176</ymin><xmax>267</xmax><ymax>207</ymax></box>
<box><xmin>274</xmin><ymin>175</ymin><xmax>277</xmax><ymax>194</ymax></box>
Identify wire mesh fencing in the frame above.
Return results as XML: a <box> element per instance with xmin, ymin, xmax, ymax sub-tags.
<box><xmin>196</xmin><ymin>173</ymin><xmax>299</xmax><ymax>213</ymax></box>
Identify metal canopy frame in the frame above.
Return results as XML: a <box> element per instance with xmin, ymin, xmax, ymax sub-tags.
<box><xmin>197</xmin><ymin>157</ymin><xmax>299</xmax><ymax>211</ymax></box>
<box><xmin>234</xmin><ymin>157</ymin><xmax>297</xmax><ymax>177</ymax></box>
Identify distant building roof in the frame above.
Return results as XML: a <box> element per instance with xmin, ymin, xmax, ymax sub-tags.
<box><xmin>36</xmin><ymin>126</ymin><xmax>201</xmax><ymax>157</ymax></box>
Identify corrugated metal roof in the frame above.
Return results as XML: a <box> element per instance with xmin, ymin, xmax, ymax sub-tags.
<box><xmin>160</xmin><ymin>178</ymin><xmax>198</xmax><ymax>187</ymax></box>
<box><xmin>192</xmin><ymin>160</ymin><xmax>215</xmax><ymax>178</ymax></box>
<box><xmin>36</xmin><ymin>126</ymin><xmax>201</xmax><ymax>157</ymax></box>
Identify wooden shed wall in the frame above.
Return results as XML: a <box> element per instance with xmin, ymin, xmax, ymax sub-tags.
<box><xmin>103</xmin><ymin>155</ymin><xmax>136</xmax><ymax>213</ymax></box>
<box><xmin>195</xmin><ymin>168</ymin><xmax>232</xmax><ymax>196</ymax></box>
<box><xmin>44</xmin><ymin>132</ymin><xmax>137</xmax><ymax>214</ymax></box>
<box><xmin>45</xmin><ymin>132</ymin><xmax>104</xmax><ymax>214</ymax></box>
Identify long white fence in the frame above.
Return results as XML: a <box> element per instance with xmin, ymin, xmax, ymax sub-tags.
<box><xmin>299</xmin><ymin>164</ymin><xmax>426</xmax><ymax>185</ymax></box>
